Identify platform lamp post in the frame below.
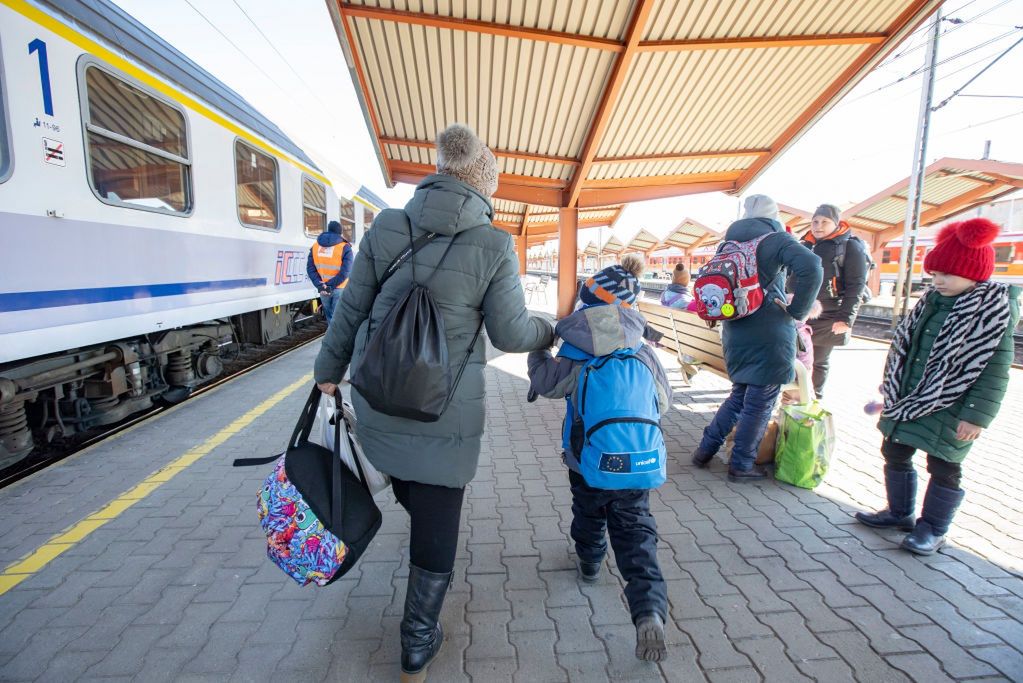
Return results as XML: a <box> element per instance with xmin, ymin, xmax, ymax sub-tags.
<box><xmin>892</xmin><ymin>7</ymin><xmax>941</xmax><ymax>328</ymax></box>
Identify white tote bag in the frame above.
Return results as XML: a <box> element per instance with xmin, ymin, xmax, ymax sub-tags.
<box><xmin>309</xmin><ymin>393</ymin><xmax>391</xmax><ymax>495</ymax></box>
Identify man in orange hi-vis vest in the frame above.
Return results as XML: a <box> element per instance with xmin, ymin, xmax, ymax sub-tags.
<box><xmin>306</xmin><ymin>220</ymin><xmax>354</xmax><ymax>323</ymax></box>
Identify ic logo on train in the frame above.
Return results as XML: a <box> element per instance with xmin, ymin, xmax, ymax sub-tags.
<box><xmin>274</xmin><ymin>250</ymin><xmax>307</xmax><ymax>285</ymax></box>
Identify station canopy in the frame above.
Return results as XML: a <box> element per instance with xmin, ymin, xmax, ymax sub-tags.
<box><xmin>658</xmin><ymin>217</ymin><xmax>718</xmax><ymax>251</ymax></box>
<box><xmin>600</xmin><ymin>234</ymin><xmax>627</xmax><ymax>255</ymax></box>
<box><xmin>778</xmin><ymin>204</ymin><xmax>812</xmax><ymax>231</ymax></box>
<box><xmin>329</xmin><ymin>0</ymin><xmax>942</xmax><ymax>222</ymax></box>
<box><xmin>581</xmin><ymin>241</ymin><xmax>600</xmax><ymax>257</ymax></box>
<box><xmin>842</xmin><ymin>158</ymin><xmax>1023</xmax><ymax>246</ymax></box>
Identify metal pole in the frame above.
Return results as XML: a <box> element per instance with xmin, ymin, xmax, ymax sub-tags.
<box><xmin>892</xmin><ymin>8</ymin><xmax>941</xmax><ymax>327</ymax></box>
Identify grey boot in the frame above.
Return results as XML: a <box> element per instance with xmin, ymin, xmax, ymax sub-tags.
<box><xmin>902</xmin><ymin>482</ymin><xmax>965</xmax><ymax>556</ymax></box>
<box><xmin>400</xmin><ymin>564</ymin><xmax>452</xmax><ymax>680</ymax></box>
<box><xmin>856</xmin><ymin>466</ymin><xmax>917</xmax><ymax>531</ymax></box>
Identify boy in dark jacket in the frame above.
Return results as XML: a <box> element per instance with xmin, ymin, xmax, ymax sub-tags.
<box><xmin>799</xmin><ymin>204</ymin><xmax>871</xmax><ymax>397</ymax></box>
<box><xmin>691</xmin><ymin>195</ymin><xmax>823</xmax><ymax>481</ymax></box>
<box><xmin>527</xmin><ymin>263</ymin><xmax>672</xmax><ymax>662</ymax></box>
<box><xmin>857</xmin><ymin>218</ymin><xmax>1019</xmax><ymax>555</ymax></box>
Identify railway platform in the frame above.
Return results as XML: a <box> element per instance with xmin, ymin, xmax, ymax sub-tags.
<box><xmin>1</xmin><ymin>327</ymin><xmax>1022</xmax><ymax>682</ymax></box>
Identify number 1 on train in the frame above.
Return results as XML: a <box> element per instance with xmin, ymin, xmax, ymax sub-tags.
<box><xmin>28</xmin><ymin>39</ymin><xmax>54</xmax><ymax>116</ymax></box>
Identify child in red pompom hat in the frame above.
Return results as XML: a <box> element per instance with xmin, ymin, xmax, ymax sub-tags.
<box><xmin>856</xmin><ymin>217</ymin><xmax>1019</xmax><ymax>555</ymax></box>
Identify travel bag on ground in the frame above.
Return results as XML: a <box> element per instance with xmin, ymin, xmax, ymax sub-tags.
<box><xmin>233</xmin><ymin>385</ymin><xmax>381</xmax><ymax>586</ymax></box>
<box><xmin>774</xmin><ymin>401</ymin><xmax>835</xmax><ymax>489</ymax></box>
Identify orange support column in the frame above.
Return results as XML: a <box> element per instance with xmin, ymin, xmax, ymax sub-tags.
<box><xmin>868</xmin><ymin>232</ymin><xmax>884</xmax><ymax>297</ymax></box>
<box><xmin>515</xmin><ymin>232</ymin><xmax>527</xmax><ymax>275</ymax></box>
<box><xmin>558</xmin><ymin>208</ymin><xmax>579</xmax><ymax>318</ymax></box>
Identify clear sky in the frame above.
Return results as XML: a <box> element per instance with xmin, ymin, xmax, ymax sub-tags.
<box><xmin>112</xmin><ymin>0</ymin><xmax>1023</xmax><ymax>244</ymax></box>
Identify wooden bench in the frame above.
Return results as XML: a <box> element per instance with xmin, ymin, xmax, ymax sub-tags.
<box><xmin>637</xmin><ymin>300</ymin><xmax>726</xmax><ymax>377</ymax></box>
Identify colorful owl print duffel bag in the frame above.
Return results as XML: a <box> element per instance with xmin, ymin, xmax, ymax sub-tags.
<box><xmin>234</xmin><ymin>385</ymin><xmax>381</xmax><ymax>586</ymax></box>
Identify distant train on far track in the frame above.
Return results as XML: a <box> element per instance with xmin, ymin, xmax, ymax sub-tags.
<box><xmin>0</xmin><ymin>0</ymin><xmax>384</xmax><ymax>467</ymax></box>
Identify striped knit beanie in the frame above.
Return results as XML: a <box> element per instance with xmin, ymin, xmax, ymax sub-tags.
<box><xmin>580</xmin><ymin>265</ymin><xmax>640</xmax><ymax>307</ymax></box>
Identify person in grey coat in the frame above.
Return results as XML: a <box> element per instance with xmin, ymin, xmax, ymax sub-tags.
<box><xmin>314</xmin><ymin>124</ymin><xmax>554</xmax><ymax>680</ymax></box>
<box><xmin>691</xmin><ymin>195</ymin><xmax>823</xmax><ymax>481</ymax></box>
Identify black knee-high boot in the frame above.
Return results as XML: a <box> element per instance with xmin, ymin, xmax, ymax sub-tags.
<box><xmin>902</xmin><ymin>481</ymin><xmax>964</xmax><ymax>556</ymax></box>
<box><xmin>855</xmin><ymin>466</ymin><xmax>917</xmax><ymax>531</ymax></box>
<box><xmin>400</xmin><ymin>564</ymin><xmax>452</xmax><ymax>680</ymax></box>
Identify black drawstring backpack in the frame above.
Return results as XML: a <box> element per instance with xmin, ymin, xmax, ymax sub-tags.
<box><xmin>350</xmin><ymin>218</ymin><xmax>483</xmax><ymax>422</ymax></box>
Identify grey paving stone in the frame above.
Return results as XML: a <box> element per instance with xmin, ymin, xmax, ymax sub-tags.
<box><xmin>541</xmin><ymin>569</ymin><xmax>590</xmax><ymax>609</ymax></box>
<box><xmin>731</xmin><ymin>636</ymin><xmax>813</xmax><ymax>682</ymax></box>
<box><xmin>677</xmin><ymin>617</ymin><xmax>753</xmax><ymax>671</ymax></box>
<box><xmin>509</xmin><ymin>629</ymin><xmax>568</xmax><ymax>682</ymax></box>
<box><xmin>556</xmin><ymin>651</ymin><xmax>611</xmax><ymax>682</ymax></box>
<box><xmin>548</xmin><ymin>606</ymin><xmax>603</xmax><ymax>655</ymax></box>
<box><xmin>465</xmin><ymin>657</ymin><xmax>517</xmax><ymax>681</ymax></box>
<box><xmin>886</xmin><ymin>652</ymin><xmax>955</xmax><ymax>682</ymax></box>
<box><xmin>85</xmin><ymin>623</ymin><xmax>173</xmax><ymax>677</ymax></box>
<box><xmin>704</xmin><ymin>667</ymin><xmax>761</xmax><ymax>683</ymax></box>
<box><xmin>702</xmin><ymin>594</ymin><xmax>773</xmax><ymax>640</ymax></box>
<box><xmin>834</xmin><ymin>606</ymin><xmax>923</xmax><ymax>655</ymax></box>
<box><xmin>968</xmin><ymin>644</ymin><xmax>1023</xmax><ymax>681</ymax></box>
<box><xmin>726</xmin><ymin>574</ymin><xmax>794</xmax><ymax>614</ymax></box>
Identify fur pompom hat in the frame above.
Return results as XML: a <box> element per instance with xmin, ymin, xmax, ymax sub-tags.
<box><xmin>923</xmin><ymin>217</ymin><xmax>1001</xmax><ymax>282</ymax></box>
<box><xmin>435</xmin><ymin>124</ymin><xmax>499</xmax><ymax>198</ymax></box>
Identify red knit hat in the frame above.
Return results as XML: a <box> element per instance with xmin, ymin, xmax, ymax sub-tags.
<box><xmin>922</xmin><ymin>217</ymin><xmax>1000</xmax><ymax>282</ymax></box>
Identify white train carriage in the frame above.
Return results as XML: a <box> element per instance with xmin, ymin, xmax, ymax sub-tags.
<box><xmin>0</xmin><ymin>0</ymin><xmax>384</xmax><ymax>466</ymax></box>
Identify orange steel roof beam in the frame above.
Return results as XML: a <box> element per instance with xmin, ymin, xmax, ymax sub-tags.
<box><xmin>635</xmin><ymin>33</ymin><xmax>887</xmax><ymax>52</ymax></box>
<box><xmin>578</xmin><ymin>180</ymin><xmax>736</xmax><ymax>207</ymax></box>
<box><xmin>380</xmin><ymin>136</ymin><xmax>580</xmax><ymax>167</ymax></box>
<box><xmin>565</xmin><ymin>0</ymin><xmax>656</xmax><ymax>208</ymax></box>
<box><xmin>593</xmin><ymin>149</ymin><xmax>770</xmax><ymax>164</ymax></box>
<box><xmin>332</xmin><ymin>1</ymin><xmax>393</xmax><ymax>185</ymax></box>
<box><xmin>339</xmin><ymin>4</ymin><xmax>625</xmax><ymax>53</ymax></box>
<box><xmin>733</xmin><ymin>0</ymin><xmax>941</xmax><ymax>192</ymax></box>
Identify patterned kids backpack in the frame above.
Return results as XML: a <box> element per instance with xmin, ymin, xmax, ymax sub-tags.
<box><xmin>561</xmin><ymin>346</ymin><xmax>666</xmax><ymax>490</ymax></box>
<box><xmin>693</xmin><ymin>233</ymin><xmax>771</xmax><ymax>321</ymax></box>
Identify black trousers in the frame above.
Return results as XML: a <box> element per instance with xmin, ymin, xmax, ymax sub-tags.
<box><xmin>882</xmin><ymin>439</ymin><xmax>963</xmax><ymax>490</ymax></box>
<box><xmin>391</xmin><ymin>477</ymin><xmax>465</xmax><ymax>574</ymax></box>
<box><xmin>812</xmin><ymin>343</ymin><xmax>836</xmax><ymax>398</ymax></box>
<box><xmin>568</xmin><ymin>470</ymin><xmax>667</xmax><ymax>622</ymax></box>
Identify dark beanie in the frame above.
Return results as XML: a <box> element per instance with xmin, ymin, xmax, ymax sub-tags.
<box><xmin>327</xmin><ymin>220</ymin><xmax>342</xmax><ymax>234</ymax></box>
<box><xmin>923</xmin><ymin>218</ymin><xmax>1000</xmax><ymax>282</ymax></box>
<box><xmin>812</xmin><ymin>204</ymin><xmax>842</xmax><ymax>226</ymax></box>
<box><xmin>580</xmin><ymin>265</ymin><xmax>640</xmax><ymax>307</ymax></box>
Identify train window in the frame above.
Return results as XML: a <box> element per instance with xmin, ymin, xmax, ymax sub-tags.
<box><xmin>235</xmin><ymin>140</ymin><xmax>279</xmax><ymax>230</ymax></box>
<box><xmin>339</xmin><ymin>197</ymin><xmax>356</xmax><ymax>240</ymax></box>
<box><xmin>882</xmin><ymin>249</ymin><xmax>893</xmax><ymax>264</ymax></box>
<box><xmin>363</xmin><ymin>207</ymin><xmax>376</xmax><ymax>234</ymax></box>
<box><xmin>994</xmin><ymin>245</ymin><xmax>1013</xmax><ymax>263</ymax></box>
<box><xmin>302</xmin><ymin>177</ymin><xmax>327</xmax><ymax>237</ymax></box>
<box><xmin>80</xmin><ymin>64</ymin><xmax>192</xmax><ymax>214</ymax></box>
<box><xmin>0</xmin><ymin>37</ymin><xmax>10</xmax><ymax>184</ymax></box>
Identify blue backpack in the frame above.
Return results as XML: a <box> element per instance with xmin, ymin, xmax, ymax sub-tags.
<box><xmin>560</xmin><ymin>345</ymin><xmax>667</xmax><ymax>490</ymax></box>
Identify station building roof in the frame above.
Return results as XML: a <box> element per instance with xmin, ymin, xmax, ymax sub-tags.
<box><xmin>327</xmin><ymin>0</ymin><xmax>942</xmax><ymax>212</ymax></box>
<box><xmin>658</xmin><ymin>217</ymin><xmax>718</xmax><ymax>251</ymax></box>
<box><xmin>843</xmin><ymin>158</ymin><xmax>1023</xmax><ymax>243</ymax></box>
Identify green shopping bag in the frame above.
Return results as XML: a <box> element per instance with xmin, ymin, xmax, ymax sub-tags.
<box><xmin>774</xmin><ymin>402</ymin><xmax>834</xmax><ymax>489</ymax></box>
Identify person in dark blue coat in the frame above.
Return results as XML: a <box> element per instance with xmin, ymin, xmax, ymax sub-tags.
<box><xmin>306</xmin><ymin>220</ymin><xmax>354</xmax><ymax>322</ymax></box>
<box><xmin>692</xmin><ymin>195</ymin><xmax>823</xmax><ymax>481</ymax></box>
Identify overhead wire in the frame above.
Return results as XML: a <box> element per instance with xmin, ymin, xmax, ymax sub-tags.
<box><xmin>932</xmin><ymin>33</ymin><xmax>1023</xmax><ymax>110</ymax></box>
<box><xmin>228</xmin><ymin>0</ymin><xmax>334</xmax><ymax>113</ymax></box>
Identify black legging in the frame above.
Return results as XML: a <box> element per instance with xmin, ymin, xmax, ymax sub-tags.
<box><xmin>882</xmin><ymin>439</ymin><xmax>963</xmax><ymax>490</ymax></box>
<box><xmin>391</xmin><ymin>477</ymin><xmax>465</xmax><ymax>574</ymax></box>
<box><xmin>812</xmin><ymin>343</ymin><xmax>836</xmax><ymax>398</ymax></box>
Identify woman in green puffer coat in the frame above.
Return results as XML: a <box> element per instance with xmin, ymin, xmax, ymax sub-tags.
<box><xmin>857</xmin><ymin>218</ymin><xmax>1019</xmax><ymax>556</ymax></box>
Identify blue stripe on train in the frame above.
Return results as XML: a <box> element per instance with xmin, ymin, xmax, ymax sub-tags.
<box><xmin>0</xmin><ymin>278</ymin><xmax>267</xmax><ymax>312</ymax></box>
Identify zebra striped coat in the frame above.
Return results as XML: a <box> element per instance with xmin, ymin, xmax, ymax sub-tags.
<box><xmin>878</xmin><ymin>283</ymin><xmax>1019</xmax><ymax>463</ymax></box>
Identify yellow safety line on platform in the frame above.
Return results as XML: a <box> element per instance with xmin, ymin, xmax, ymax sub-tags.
<box><xmin>0</xmin><ymin>373</ymin><xmax>313</xmax><ymax>596</ymax></box>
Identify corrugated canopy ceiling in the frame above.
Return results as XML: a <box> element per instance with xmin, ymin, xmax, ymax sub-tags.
<box><xmin>328</xmin><ymin>0</ymin><xmax>940</xmax><ymax>213</ymax></box>
<box><xmin>844</xmin><ymin>158</ymin><xmax>1023</xmax><ymax>242</ymax></box>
